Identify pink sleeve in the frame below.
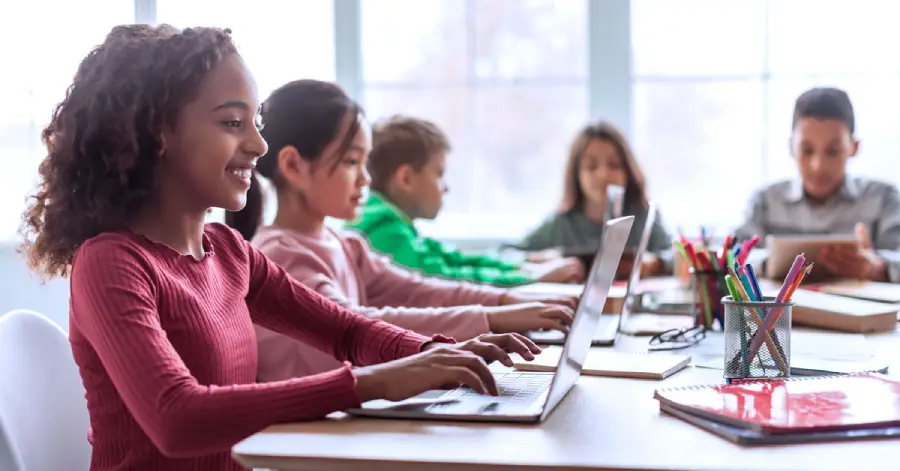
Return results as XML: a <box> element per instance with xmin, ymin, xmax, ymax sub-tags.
<box><xmin>346</xmin><ymin>232</ymin><xmax>507</xmax><ymax>309</ymax></box>
<box><xmin>272</xmin><ymin>240</ymin><xmax>493</xmax><ymax>341</ymax></box>
<box><xmin>71</xmin><ymin>238</ymin><xmax>362</xmax><ymax>458</ymax></box>
<box><xmin>242</xmin><ymin>239</ymin><xmax>437</xmax><ymax>365</ymax></box>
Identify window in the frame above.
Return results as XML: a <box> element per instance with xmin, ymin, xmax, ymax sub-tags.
<box><xmin>0</xmin><ymin>0</ymin><xmax>134</xmax><ymax>240</ymax></box>
<box><xmin>11</xmin><ymin>1</ymin><xmax>895</xmax><ymax>244</ymax></box>
<box><xmin>631</xmin><ymin>0</ymin><xmax>900</xmax><ymax>234</ymax></box>
<box><xmin>765</xmin><ymin>0</ymin><xmax>900</xmax><ymax>184</ymax></box>
<box><xmin>360</xmin><ymin>0</ymin><xmax>588</xmax><ymax>241</ymax></box>
<box><xmin>157</xmin><ymin>0</ymin><xmax>336</xmax><ymax>101</ymax></box>
<box><xmin>631</xmin><ymin>0</ymin><xmax>767</xmax><ymax>234</ymax></box>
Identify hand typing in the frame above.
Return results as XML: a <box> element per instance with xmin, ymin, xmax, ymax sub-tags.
<box><xmin>486</xmin><ymin>302</ymin><xmax>574</xmax><ymax>334</ymax></box>
<box><xmin>353</xmin><ymin>333</ymin><xmax>541</xmax><ymax>402</ymax></box>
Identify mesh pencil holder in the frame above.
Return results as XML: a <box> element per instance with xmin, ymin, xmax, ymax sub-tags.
<box><xmin>722</xmin><ymin>296</ymin><xmax>793</xmax><ymax>382</ymax></box>
<box><xmin>689</xmin><ymin>268</ymin><xmax>726</xmax><ymax>331</ymax></box>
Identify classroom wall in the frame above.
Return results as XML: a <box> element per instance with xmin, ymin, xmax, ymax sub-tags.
<box><xmin>0</xmin><ymin>243</ymin><xmax>70</xmax><ymax>331</ymax></box>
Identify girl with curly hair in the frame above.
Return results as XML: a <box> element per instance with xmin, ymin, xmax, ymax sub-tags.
<box><xmin>222</xmin><ymin>79</ymin><xmax>575</xmax><ymax>382</ymax></box>
<box><xmin>22</xmin><ymin>24</ymin><xmax>540</xmax><ymax>471</ymax></box>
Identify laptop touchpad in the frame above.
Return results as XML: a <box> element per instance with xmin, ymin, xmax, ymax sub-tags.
<box><xmin>425</xmin><ymin>396</ymin><xmax>508</xmax><ymax>415</ymax></box>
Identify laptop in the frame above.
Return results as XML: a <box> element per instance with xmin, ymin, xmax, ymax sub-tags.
<box><xmin>344</xmin><ymin>216</ymin><xmax>634</xmax><ymax>424</ymax></box>
<box><xmin>528</xmin><ymin>202</ymin><xmax>660</xmax><ymax>346</ymax></box>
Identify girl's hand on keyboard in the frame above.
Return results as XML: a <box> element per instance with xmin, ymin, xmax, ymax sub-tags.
<box><xmin>450</xmin><ymin>332</ymin><xmax>542</xmax><ymax>367</ymax></box>
<box><xmin>486</xmin><ymin>302</ymin><xmax>574</xmax><ymax>335</ymax></box>
<box><xmin>354</xmin><ymin>347</ymin><xmax>499</xmax><ymax>402</ymax></box>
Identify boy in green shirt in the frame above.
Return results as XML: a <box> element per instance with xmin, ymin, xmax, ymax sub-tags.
<box><xmin>348</xmin><ymin>115</ymin><xmax>584</xmax><ymax>286</ymax></box>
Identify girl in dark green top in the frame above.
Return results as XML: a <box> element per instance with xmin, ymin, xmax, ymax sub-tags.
<box><xmin>518</xmin><ymin>121</ymin><xmax>673</xmax><ymax>277</ymax></box>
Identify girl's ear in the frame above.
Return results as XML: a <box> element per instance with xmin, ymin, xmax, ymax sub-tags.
<box><xmin>276</xmin><ymin>146</ymin><xmax>311</xmax><ymax>190</ymax></box>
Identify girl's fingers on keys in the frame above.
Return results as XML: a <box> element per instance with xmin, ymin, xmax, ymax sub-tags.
<box><xmin>441</xmin><ymin>365</ymin><xmax>492</xmax><ymax>395</ymax></box>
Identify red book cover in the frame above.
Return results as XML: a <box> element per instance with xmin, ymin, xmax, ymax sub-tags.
<box><xmin>654</xmin><ymin>373</ymin><xmax>900</xmax><ymax>434</ymax></box>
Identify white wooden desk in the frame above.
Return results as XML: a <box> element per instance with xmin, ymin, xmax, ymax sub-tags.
<box><xmin>233</xmin><ymin>328</ymin><xmax>900</xmax><ymax>471</ymax></box>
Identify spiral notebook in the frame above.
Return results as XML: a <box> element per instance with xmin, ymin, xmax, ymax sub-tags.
<box><xmin>655</xmin><ymin>373</ymin><xmax>900</xmax><ymax>437</ymax></box>
<box><xmin>658</xmin><ymin>402</ymin><xmax>900</xmax><ymax>446</ymax></box>
<box><xmin>514</xmin><ymin>347</ymin><xmax>690</xmax><ymax>379</ymax></box>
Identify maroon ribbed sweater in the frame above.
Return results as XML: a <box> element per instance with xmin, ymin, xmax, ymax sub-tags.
<box><xmin>68</xmin><ymin>223</ymin><xmax>432</xmax><ymax>471</ymax></box>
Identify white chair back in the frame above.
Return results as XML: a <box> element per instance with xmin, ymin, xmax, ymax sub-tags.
<box><xmin>0</xmin><ymin>309</ymin><xmax>91</xmax><ymax>471</ymax></box>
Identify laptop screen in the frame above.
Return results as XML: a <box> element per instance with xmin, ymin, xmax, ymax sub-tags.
<box><xmin>619</xmin><ymin>201</ymin><xmax>658</xmax><ymax>327</ymax></box>
<box><xmin>541</xmin><ymin>216</ymin><xmax>634</xmax><ymax>417</ymax></box>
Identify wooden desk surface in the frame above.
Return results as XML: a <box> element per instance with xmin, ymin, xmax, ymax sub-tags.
<box><xmin>233</xmin><ymin>327</ymin><xmax>900</xmax><ymax>471</ymax></box>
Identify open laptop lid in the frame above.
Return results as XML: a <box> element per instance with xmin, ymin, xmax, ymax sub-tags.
<box><xmin>618</xmin><ymin>201</ymin><xmax>658</xmax><ymax>328</ymax></box>
<box><xmin>540</xmin><ymin>215</ymin><xmax>634</xmax><ymax>420</ymax></box>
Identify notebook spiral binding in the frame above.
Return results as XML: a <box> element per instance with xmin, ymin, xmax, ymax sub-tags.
<box><xmin>655</xmin><ymin>370</ymin><xmax>890</xmax><ymax>393</ymax></box>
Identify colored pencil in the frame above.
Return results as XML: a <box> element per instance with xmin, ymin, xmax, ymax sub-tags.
<box><xmin>746</xmin><ymin>254</ymin><xmax>806</xmax><ymax>361</ymax></box>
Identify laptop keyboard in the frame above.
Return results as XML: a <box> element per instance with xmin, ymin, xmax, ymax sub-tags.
<box><xmin>460</xmin><ymin>372</ymin><xmax>552</xmax><ymax>403</ymax></box>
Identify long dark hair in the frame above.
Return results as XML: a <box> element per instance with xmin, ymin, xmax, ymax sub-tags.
<box><xmin>225</xmin><ymin>80</ymin><xmax>363</xmax><ymax>240</ymax></box>
<box><xmin>21</xmin><ymin>24</ymin><xmax>237</xmax><ymax>279</ymax></box>
<box><xmin>558</xmin><ymin>121</ymin><xmax>648</xmax><ymax>214</ymax></box>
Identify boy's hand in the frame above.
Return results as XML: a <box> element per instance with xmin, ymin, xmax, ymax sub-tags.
<box><xmin>485</xmin><ymin>302</ymin><xmax>574</xmax><ymax>334</ymax></box>
<box><xmin>499</xmin><ymin>292</ymin><xmax>578</xmax><ymax>309</ymax></box>
<box><xmin>525</xmin><ymin>258</ymin><xmax>585</xmax><ymax>283</ymax></box>
<box><xmin>642</xmin><ymin>255</ymin><xmax>664</xmax><ymax>276</ymax></box>
<box><xmin>819</xmin><ymin>223</ymin><xmax>888</xmax><ymax>281</ymax></box>
<box><xmin>616</xmin><ymin>254</ymin><xmax>662</xmax><ymax>278</ymax></box>
<box><xmin>525</xmin><ymin>248</ymin><xmax>562</xmax><ymax>263</ymax></box>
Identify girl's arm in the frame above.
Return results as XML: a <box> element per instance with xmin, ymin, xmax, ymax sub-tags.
<box><xmin>265</xmin><ymin>238</ymin><xmax>494</xmax><ymax>341</ymax></box>
<box><xmin>70</xmin><ymin>240</ymin><xmax>381</xmax><ymax>459</ymax></box>
<box><xmin>243</xmin><ymin>240</ymin><xmax>438</xmax><ymax>366</ymax></box>
<box><xmin>307</xmin><ymin>272</ymin><xmax>491</xmax><ymax>341</ymax></box>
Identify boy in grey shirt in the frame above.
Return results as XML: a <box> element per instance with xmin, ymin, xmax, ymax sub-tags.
<box><xmin>735</xmin><ymin>87</ymin><xmax>900</xmax><ymax>282</ymax></box>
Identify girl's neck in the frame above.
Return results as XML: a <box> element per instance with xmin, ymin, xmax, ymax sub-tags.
<box><xmin>582</xmin><ymin>199</ymin><xmax>607</xmax><ymax>223</ymax></box>
<box><xmin>130</xmin><ymin>199</ymin><xmax>207</xmax><ymax>259</ymax></box>
<box><xmin>272</xmin><ymin>192</ymin><xmax>326</xmax><ymax>236</ymax></box>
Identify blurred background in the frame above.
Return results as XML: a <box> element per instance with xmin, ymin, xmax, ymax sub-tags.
<box><xmin>2</xmin><ymin>0</ymin><xmax>900</xmax><ymax>326</ymax></box>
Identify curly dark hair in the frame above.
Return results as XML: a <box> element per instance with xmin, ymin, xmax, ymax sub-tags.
<box><xmin>20</xmin><ymin>24</ymin><xmax>238</xmax><ymax>279</ymax></box>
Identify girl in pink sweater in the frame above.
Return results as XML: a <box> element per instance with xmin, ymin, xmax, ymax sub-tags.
<box><xmin>23</xmin><ymin>25</ymin><xmax>542</xmax><ymax>471</ymax></box>
<box><xmin>225</xmin><ymin>80</ymin><xmax>576</xmax><ymax>381</ymax></box>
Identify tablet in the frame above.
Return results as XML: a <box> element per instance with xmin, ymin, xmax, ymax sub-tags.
<box><xmin>764</xmin><ymin>234</ymin><xmax>857</xmax><ymax>279</ymax></box>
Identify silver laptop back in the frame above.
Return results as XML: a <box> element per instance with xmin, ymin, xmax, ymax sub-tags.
<box><xmin>540</xmin><ymin>215</ymin><xmax>634</xmax><ymax>419</ymax></box>
<box><xmin>617</xmin><ymin>202</ymin><xmax>658</xmax><ymax>331</ymax></box>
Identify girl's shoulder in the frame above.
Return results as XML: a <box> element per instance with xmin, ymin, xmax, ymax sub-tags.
<box><xmin>331</xmin><ymin>227</ymin><xmax>374</xmax><ymax>259</ymax></box>
<box><xmin>533</xmin><ymin>211</ymin><xmax>573</xmax><ymax>229</ymax></box>
<box><xmin>204</xmin><ymin>222</ymin><xmax>252</xmax><ymax>257</ymax></box>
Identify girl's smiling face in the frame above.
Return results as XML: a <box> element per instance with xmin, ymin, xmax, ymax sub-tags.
<box><xmin>158</xmin><ymin>54</ymin><xmax>268</xmax><ymax>212</ymax></box>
